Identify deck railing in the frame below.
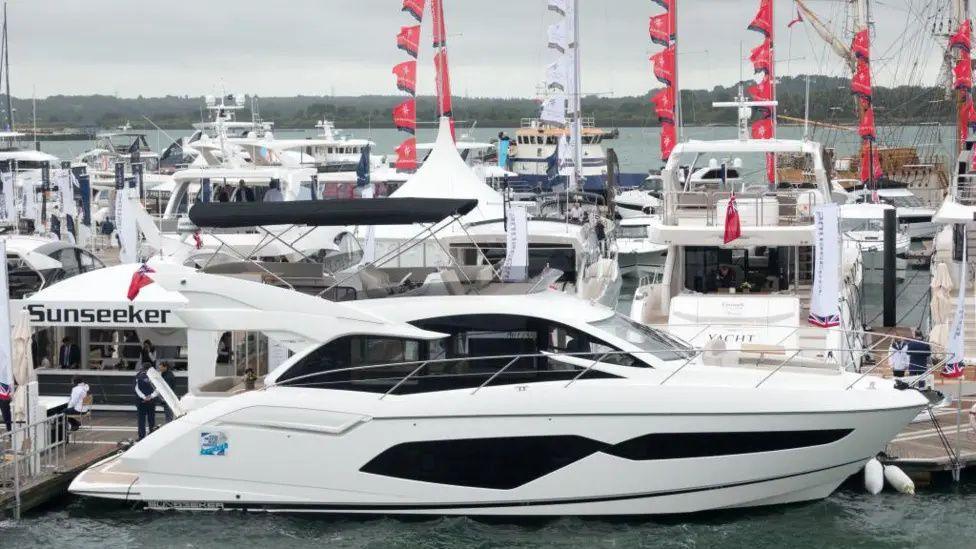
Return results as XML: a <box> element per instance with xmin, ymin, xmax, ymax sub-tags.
<box><xmin>663</xmin><ymin>189</ymin><xmax>820</xmax><ymax>227</ymax></box>
<box><xmin>270</xmin><ymin>325</ymin><xmax>948</xmax><ymax>397</ymax></box>
<box><xmin>0</xmin><ymin>414</ymin><xmax>69</xmax><ymax>519</ymax></box>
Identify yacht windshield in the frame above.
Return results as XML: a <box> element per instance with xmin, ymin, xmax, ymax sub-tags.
<box><xmin>590</xmin><ymin>314</ymin><xmax>694</xmax><ymax>361</ymax></box>
<box><xmin>884</xmin><ymin>195</ymin><xmax>924</xmax><ymax>208</ymax></box>
<box><xmin>616</xmin><ymin>225</ymin><xmax>648</xmax><ymax>239</ymax></box>
<box><xmin>841</xmin><ymin>218</ymin><xmax>884</xmax><ymax>232</ymax></box>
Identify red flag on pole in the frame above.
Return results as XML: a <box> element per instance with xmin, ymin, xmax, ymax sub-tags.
<box><xmin>747</xmin><ymin>75</ymin><xmax>773</xmax><ymax>102</ymax></box>
<box><xmin>397</xmin><ymin>25</ymin><xmax>421</xmax><ymax>58</ymax></box>
<box><xmin>954</xmin><ymin>55</ymin><xmax>973</xmax><ymax>90</ymax></box>
<box><xmin>431</xmin><ymin>0</ymin><xmax>447</xmax><ymax>47</ymax></box>
<box><xmin>723</xmin><ymin>193</ymin><xmax>741</xmax><ymax>244</ymax></box>
<box><xmin>859</xmin><ymin>104</ymin><xmax>877</xmax><ymax>141</ymax></box>
<box><xmin>851</xmin><ymin>29</ymin><xmax>870</xmax><ymax>61</ymax></box>
<box><xmin>851</xmin><ymin>61</ymin><xmax>873</xmax><ymax>99</ymax></box>
<box><xmin>859</xmin><ymin>144</ymin><xmax>883</xmax><ymax>183</ymax></box>
<box><xmin>126</xmin><ymin>264</ymin><xmax>155</xmax><ymax>301</ymax></box>
<box><xmin>392</xmin><ymin>61</ymin><xmax>417</xmax><ymax>95</ymax></box>
<box><xmin>650</xmin><ymin>88</ymin><xmax>675</xmax><ymax>124</ymax></box>
<box><xmin>192</xmin><ymin>230</ymin><xmax>203</xmax><ymax>250</ymax></box>
<box><xmin>660</xmin><ymin>121</ymin><xmax>676</xmax><ymax>161</ymax></box>
<box><xmin>950</xmin><ymin>20</ymin><xmax>972</xmax><ymax>53</ymax></box>
<box><xmin>747</xmin><ymin>0</ymin><xmax>772</xmax><ymax>37</ymax></box>
<box><xmin>401</xmin><ymin>0</ymin><xmax>425</xmax><ymax>22</ymax></box>
<box><xmin>651</xmin><ymin>45</ymin><xmax>676</xmax><ymax>86</ymax></box>
<box><xmin>749</xmin><ymin>39</ymin><xmax>773</xmax><ymax>74</ymax></box>
<box><xmin>751</xmin><ymin>117</ymin><xmax>773</xmax><ymax>139</ymax></box>
<box><xmin>395</xmin><ymin>137</ymin><xmax>418</xmax><ymax>172</ymax></box>
<box><xmin>648</xmin><ymin>13</ymin><xmax>674</xmax><ymax>46</ymax></box>
<box><xmin>392</xmin><ymin>98</ymin><xmax>417</xmax><ymax>134</ymax></box>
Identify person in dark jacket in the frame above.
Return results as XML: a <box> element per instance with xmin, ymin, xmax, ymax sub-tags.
<box><xmin>58</xmin><ymin>336</ymin><xmax>81</xmax><ymax>369</ymax></box>
<box><xmin>134</xmin><ymin>363</ymin><xmax>158</xmax><ymax>439</ymax></box>
<box><xmin>158</xmin><ymin>362</ymin><xmax>176</xmax><ymax>422</ymax></box>
<box><xmin>234</xmin><ymin>179</ymin><xmax>255</xmax><ymax>202</ymax></box>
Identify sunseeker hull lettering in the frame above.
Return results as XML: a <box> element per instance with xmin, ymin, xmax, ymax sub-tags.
<box><xmin>27</xmin><ymin>304</ymin><xmax>173</xmax><ymax>325</ymax></box>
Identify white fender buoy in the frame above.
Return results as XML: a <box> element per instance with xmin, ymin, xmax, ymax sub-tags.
<box><xmin>883</xmin><ymin>465</ymin><xmax>915</xmax><ymax>495</ymax></box>
<box><xmin>864</xmin><ymin>458</ymin><xmax>883</xmax><ymax>495</ymax></box>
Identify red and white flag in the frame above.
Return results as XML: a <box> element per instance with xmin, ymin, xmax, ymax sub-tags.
<box><xmin>127</xmin><ymin>264</ymin><xmax>155</xmax><ymax>301</ymax></box>
<box><xmin>397</xmin><ymin>25</ymin><xmax>421</xmax><ymax>58</ymax></box>
<box><xmin>723</xmin><ymin>193</ymin><xmax>741</xmax><ymax>244</ymax></box>
<box><xmin>393</xmin><ymin>60</ymin><xmax>418</xmax><ymax>95</ymax></box>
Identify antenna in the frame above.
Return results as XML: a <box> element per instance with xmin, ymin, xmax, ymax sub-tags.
<box><xmin>712</xmin><ymin>85</ymin><xmax>777</xmax><ymax>141</ymax></box>
<box><xmin>804</xmin><ymin>74</ymin><xmax>811</xmax><ymax>140</ymax></box>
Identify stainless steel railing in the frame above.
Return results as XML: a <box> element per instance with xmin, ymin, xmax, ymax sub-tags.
<box><xmin>0</xmin><ymin>414</ymin><xmax>69</xmax><ymax>519</ymax></box>
<box><xmin>663</xmin><ymin>190</ymin><xmax>820</xmax><ymax>227</ymax></box>
<box><xmin>269</xmin><ymin>324</ymin><xmax>947</xmax><ymax>396</ymax></box>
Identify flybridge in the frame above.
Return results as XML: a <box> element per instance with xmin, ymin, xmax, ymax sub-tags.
<box><xmin>26</xmin><ymin>304</ymin><xmax>176</xmax><ymax>326</ymax></box>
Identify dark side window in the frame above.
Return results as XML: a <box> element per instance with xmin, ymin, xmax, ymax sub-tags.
<box><xmin>277</xmin><ymin>314</ymin><xmax>625</xmax><ymax>394</ymax></box>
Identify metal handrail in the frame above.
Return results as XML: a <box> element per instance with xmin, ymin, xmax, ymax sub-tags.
<box><xmin>268</xmin><ymin>323</ymin><xmax>950</xmax><ymax>397</ymax></box>
<box><xmin>1</xmin><ymin>414</ymin><xmax>70</xmax><ymax>520</ymax></box>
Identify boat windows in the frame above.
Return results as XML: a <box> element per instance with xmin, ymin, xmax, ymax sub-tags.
<box><xmin>6</xmin><ymin>256</ymin><xmax>44</xmax><ymax>299</ymax></box>
<box><xmin>453</xmin><ymin>243</ymin><xmax>577</xmax><ymax>282</ymax></box>
<box><xmin>278</xmin><ymin>314</ymin><xmax>628</xmax><ymax>393</ymax></box>
<box><xmin>841</xmin><ymin>218</ymin><xmax>884</xmax><ymax>233</ymax></box>
<box><xmin>616</xmin><ymin>225</ymin><xmax>648</xmax><ymax>239</ymax></box>
<box><xmin>683</xmin><ymin>246</ymin><xmax>801</xmax><ymax>294</ymax></box>
<box><xmin>589</xmin><ymin>314</ymin><xmax>694</xmax><ymax>362</ymax></box>
<box><xmin>883</xmin><ymin>195</ymin><xmax>924</xmax><ymax>208</ymax></box>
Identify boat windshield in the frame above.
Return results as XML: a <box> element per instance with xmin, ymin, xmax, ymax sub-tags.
<box><xmin>590</xmin><ymin>314</ymin><xmax>694</xmax><ymax>361</ymax></box>
<box><xmin>841</xmin><ymin>218</ymin><xmax>884</xmax><ymax>232</ymax></box>
<box><xmin>616</xmin><ymin>225</ymin><xmax>648</xmax><ymax>239</ymax></box>
<box><xmin>883</xmin><ymin>195</ymin><xmax>924</xmax><ymax>208</ymax></box>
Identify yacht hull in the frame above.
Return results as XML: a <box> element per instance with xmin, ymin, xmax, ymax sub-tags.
<box><xmin>71</xmin><ymin>394</ymin><xmax>922</xmax><ymax>515</ymax></box>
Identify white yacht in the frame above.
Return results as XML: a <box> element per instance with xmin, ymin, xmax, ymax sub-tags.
<box><xmin>614</xmin><ymin>216</ymin><xmax>668</xmax><ymax>278</ymax></box>
<box><xmin>370</xmin><ymin>117</ymin><xmax>622</xmax><ymax>308</ymax></box>
<box><xmin>68</xmin><ymin>266</ymin><xmax>927</xmax><ymax>515</ymax></box>
<box><xmin>844</xmin><ymin>185</ymin><xmax>938</xmax><ymax>240</ymax></box>
<box><xmin>629</xmin><ymin>137</ymin><xmax>867</xmax><ymax>368</ymax></box>
<box><xmin>73</xmin><ymin>127</ymin><xmax>172</xmax><ymax>191</ymax></box>
<box><xmin>840</xmin><ymin>203</ymin><xmax>909</xmax><ymax>282</ymax></box>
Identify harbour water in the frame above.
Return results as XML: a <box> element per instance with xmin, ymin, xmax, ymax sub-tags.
<box><xmin>0</xmin><ymin>125</ymin><xmax>947</xmax><ymax>546</ymax></box>
<box><xmin>3</xmin><ymin>480</ymin><xmax>975</xmax><ymax>548</ymax></box>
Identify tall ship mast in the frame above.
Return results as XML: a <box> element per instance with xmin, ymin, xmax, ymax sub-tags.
<box><xmin>793</xmin><ymin>0</ymin><xmax>950</xmax><ymax>210</ymax></box>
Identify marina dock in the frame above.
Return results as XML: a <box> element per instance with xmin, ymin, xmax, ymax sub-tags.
<box><xmin>1</xmin><ymin>412</ymin><xmax>147</xmax><ymax>517</ymax></box>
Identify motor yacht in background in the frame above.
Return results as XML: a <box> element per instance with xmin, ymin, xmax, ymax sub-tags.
<box><xmin>373</xmin><ymin>117</ymin><xmax>622</xmax><ymax>308</ymax></box>
<box><xmin>68</xmin><ymin>266</ymin><xmax>928</xmax><ymax>514</ymax></box>
<box><xmin>839</xmin><ymin>203</ymin><xmax>909</xmax><ymax>282</ymax></box>
<box><xmin>73</xmin><ymin>126</ymin><xmax>171</xmax><ymax>189</ymax></box>
<box><xmin>614</xmin><ymin>216</ymin><xmax>667</xmax><ymax>278</ymax></box>
<box><xmin>844</xmin><ymin>186</ymin><xmax>938</xmax><ymax>240</ymax></box>
<box><xmin>629</xmin><ymin>136</ymin><xmax>867</xmax><ymax>369</ymax></box>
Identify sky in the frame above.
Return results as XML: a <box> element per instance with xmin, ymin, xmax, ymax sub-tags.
<box><xmin>7</xmin><ymin>0</ymin><xmax>954</xmax><ymax>99</ymax></box>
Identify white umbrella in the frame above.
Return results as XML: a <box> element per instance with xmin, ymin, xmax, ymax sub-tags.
<box><xmin>930</xmin><ymin>262</ymin><xmax>954</xmax><ymax>326</ymax></box>
<box><xmin>11</xmin><ymin>310</ymin><xmax>35</xmax><ymax>423</ymax></box>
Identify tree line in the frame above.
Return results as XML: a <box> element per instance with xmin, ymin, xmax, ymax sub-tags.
<box><xmin>4</xmin><ymin>75</ymin><xmax>958</xmax><ymax>131</ymax></box>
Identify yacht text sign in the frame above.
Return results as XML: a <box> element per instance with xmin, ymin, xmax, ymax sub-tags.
<box><xmin>26</xmin><ymin>304</ymin><xmax>180</xmax><ymax>327</ymax></box>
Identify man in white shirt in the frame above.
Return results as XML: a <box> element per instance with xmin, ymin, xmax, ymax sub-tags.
<box><xmin>66</xmin><ymin>377</ymin><xmax>90</xmax><ymax>432</ymax></box>
<box><xmin>263</xmin><ymin>180</ymin><xmax>284</xmax><ymax>202</ymax></box>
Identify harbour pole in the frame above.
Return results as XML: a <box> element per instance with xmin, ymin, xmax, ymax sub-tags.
<box><xmin>571</xmin><ymin>0</ymin><xmax>583</xmax><ymax>192</ymax></box>
<box><xmin>882</xmin><ymin>207</ymin><xmax>896</xmax><ymax>326</ymax></box>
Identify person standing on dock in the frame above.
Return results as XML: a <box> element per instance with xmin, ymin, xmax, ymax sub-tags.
<box><xmin>888</xmin><ymin>338</ymin><xmax>910</xmax><ymax>378</ymax></box>
<box><xmin>134</xmin><ymin>362</ymin><xmax>158</xmax><ymax>439</ymax></box>
<box><xmin>906</xmin><ymin>329</ymin><xmax>932</xmax><ymax>389</ymax></box>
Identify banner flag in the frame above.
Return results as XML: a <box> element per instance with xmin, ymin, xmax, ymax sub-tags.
<box><xmin>809</xmin><ymin>204</ymin><xmax>842</xmax><ymax>327</ymax></box>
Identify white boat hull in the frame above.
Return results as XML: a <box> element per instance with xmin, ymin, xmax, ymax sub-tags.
<box><xmin>71</xmin><ymin>384</ymin><xmax>923</xmax><ymax>515</ymax></box>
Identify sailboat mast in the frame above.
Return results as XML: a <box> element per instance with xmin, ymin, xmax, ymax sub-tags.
<box><xmin>955</xmin><ymin>0</ymin><xmax>971</xmax><ymax>156</ymax></box>
<box><xmin>3</xmin><ymin>2</ymin><xmax>11</xmax><ymax>131</ymax></box>
<box><xmin>570</xmin><ymin>0</ymin><xmax>582</xmax><ymax>191</ymax></box>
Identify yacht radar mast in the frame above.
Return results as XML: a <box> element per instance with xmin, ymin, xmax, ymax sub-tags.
<box><xmin>712</xmin><ymin>86</ymin><xmax>777</xmax><ymax>141</ymax></box>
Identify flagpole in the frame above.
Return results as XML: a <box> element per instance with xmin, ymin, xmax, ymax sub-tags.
<box><xmin>571</xmin><ymin>0</ymin><xmax>583</xmax><ymax>192</ymax></box>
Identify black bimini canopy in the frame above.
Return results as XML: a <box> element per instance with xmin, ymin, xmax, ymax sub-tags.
<box><xmin>188</xmin><ymin>198</ymin><xmax>478</xmax><ymax>228</ymax></box>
